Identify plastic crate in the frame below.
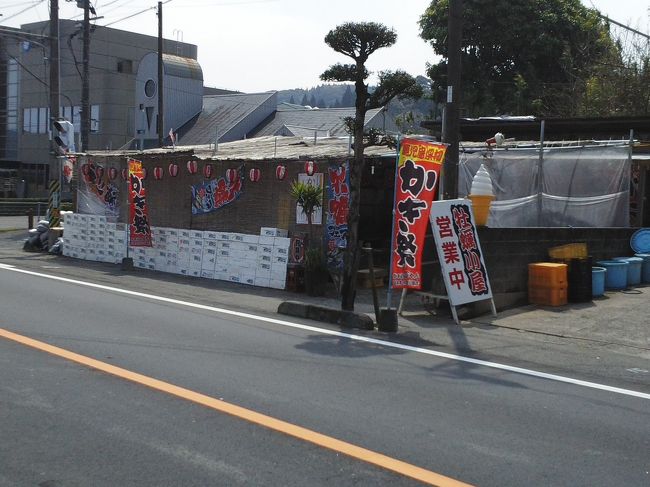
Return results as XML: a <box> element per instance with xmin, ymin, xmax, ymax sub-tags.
<box><xmin>528</xmin><ymin>263</ymin><xmax>568</xmax><ymax>288</ymax></box>
<box><xmin>548</xmin><ymin>243</ymin><xmax>588</xmax><ymax>260</ymax></box>
<box><xmin>528</xmin><ymin>285</ymin><xmax>568</xmax><ymax>306</ymax></box>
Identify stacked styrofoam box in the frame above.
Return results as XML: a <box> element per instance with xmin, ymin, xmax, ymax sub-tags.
<box><xmin>113</xmin><ymin>223</ymin><xmax>127</xmax><ymax>263</ymax></box>
<box><xmin>270</xmin><ymin>236</ymin><xmax>290</xmax><ymax>289</ymax></box>
<box><xmin>256</xmin><ymin>235</ymin><xmax>274</xmax><ymax>287</ymax></box>
<box><xmin>62</xmin><ymin>212</ymin><xmax>84</xmax><ymax>258</ymax></box>
<box><xmin>60</xmin><ymin>217</ymin><xmax>291</xmax><ymax>290</ymax></box>
<box><xmin>260</xmin><ymin>227</ymin><xmax>289</xmax><ymax>238</ymax></box>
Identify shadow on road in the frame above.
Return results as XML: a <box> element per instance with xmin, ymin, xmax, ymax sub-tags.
<box><xmin>295</xmin><ymin>333</ymin><xmax>409</xmax><ymax>358</ymax></box>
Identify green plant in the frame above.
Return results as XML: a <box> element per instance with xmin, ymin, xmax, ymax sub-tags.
<box><xmin>305</xmin><ymin>247</ymin><xmax>327</xmax><ymax>272</ymax></box>
<box><xmin>290</xmin><ymin>180</ymin><xmax>323</xmax><ymax>246</ymax></box>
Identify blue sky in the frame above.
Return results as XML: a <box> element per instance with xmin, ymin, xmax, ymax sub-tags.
<box><xmin>1</xmin><ymin>0</ymin><xmax>648</xmax><ymax>92</ymax></box>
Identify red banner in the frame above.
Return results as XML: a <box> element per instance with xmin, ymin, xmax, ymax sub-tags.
<box><xmin>391</xmin><ymin>139</ymin><xmax>447</xmax><ymax>289</ymax></box>
<box><xmin>128</xmin><ymin>158</ymin><xmax>152</xmax><ymax>247</ymax></box>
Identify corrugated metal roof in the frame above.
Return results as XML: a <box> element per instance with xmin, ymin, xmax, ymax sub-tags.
<box><xmin>176</xmin><ymin>92</ymin><xmax>276</xmax><ymax>145</ymax></box>
<box><xmin>88</xmin><ymin>135</ymin><xmax>397</xmax><ymax>161</ymax></box>
<box><xmin>162</xmin><ymin>54</ymin><xmax>203</xmax><ymax>80</ymax></box>
<box><xmin>250</xmin><ymin>107</ymin><xmax>385</xmax><ymax>138</ymax></box>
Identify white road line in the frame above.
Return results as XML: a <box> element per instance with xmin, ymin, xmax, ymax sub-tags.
<box><xmin>1</xmin><ymin>264</ymin><xmax>649</xmax><ymax>401</ymax></box>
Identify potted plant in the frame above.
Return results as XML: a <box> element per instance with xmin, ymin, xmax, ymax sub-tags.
<box><xmin>290</xmin><ymin>180</ymin><xmax>327</xmax><ymax>295</ymax></box>
<box><xmin>304</xmin><ymin>247</ymin><xmax>329</xmax><ymax>296</ymax></box>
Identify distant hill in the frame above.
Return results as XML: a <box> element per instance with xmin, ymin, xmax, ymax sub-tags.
<box><xmin>276</xmin><ymin>76</ymin><xmax>439</xmax><ymax>134</ymax></box>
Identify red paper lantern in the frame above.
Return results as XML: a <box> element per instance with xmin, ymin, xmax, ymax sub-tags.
<box><xmin>249</xmin><ymin>168</ymin><xmax>261</xmax><ymax>182</ymax></box>
<box><xmin>304</xmin><ymin>160</ymin><xmax>315</xmax><ymax>176</ymax></box>
<box><xmin>121</xmin><ymin>168</ymin><xmax>128</xmax><ymax>181</ymax></box>
<box><xmin>203</xmin><ymin>163</ymin><xmax>213</xmax><ymax>179</ymax></box>
<box><xmin>96</xmin><ymin>166</ymin><xmax>104</xmax><ymax>180</ymax></box>
<box><xmin>108</xmin><ymin>167</ymin><xmax>118</xmax><ymax>180</ymax></box>
<box><xmin>168</xmin><ymin>163</ymin><xmax>179</xmax><ymax>177</ymax></box>
<box><xmin>275</xmin><ymin>164</ymin><xmax>287</xmax><ymax>180</ymax></box>
<box><xmin>187</xmin><ymin>160</ymin><xmax>198</xmax><ymax>174</ymax></box>
<box><xmin>226</xmin><ymin>168</ymin><xmax>238</xmax><ymax>183</ymax></box>
<box><xmin>153</xmin><ymin>166</ymin><xmax>163</xmax><ymax>180</ymax></box>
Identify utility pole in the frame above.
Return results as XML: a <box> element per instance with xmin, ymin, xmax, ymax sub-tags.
<box><xmin>81</xmin><ymin>0</ymin><xmax>90</xmax><ymax>151</ymax></box>
<box><xmin>441</xmin><ymin>0</ymin><xmax>462</xmax><ymax>200</ymax></box>
<box><xmin>49</xmin><ymin>0</ymin><xmax>60</xmax><ymax>126</ymax></box>
<box><xmin>49</xmin><ymin>0</ymin><xmax>61</xmax><ymax>226</ymax></box>
<box><xmin>157</xmin><ymin>1</ymin><xmax>164</xmax><ymax>148</ymax></box>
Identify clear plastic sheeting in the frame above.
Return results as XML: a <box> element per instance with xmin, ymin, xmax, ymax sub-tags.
<box><xmin>459</xmin><ymin>144</ymin><xmax>630</xmax><ymax>227</ymax></box>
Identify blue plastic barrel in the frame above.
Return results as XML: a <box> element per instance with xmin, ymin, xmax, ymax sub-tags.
<box><xmin>634</xmin><ymin>253</ymin><xmax>650</xmax><ymax>283</ymax></box>
<box><xmin>596</xmin><ymin>260</ymin><xmax>629</xmax><ymax>290</ymax></box>
<box><xmin>613</xmin><ymin>257</ymin><xmax>643</xmax><ymax>286</ymax></box>
<box><xmin>592</xmin><ymin>267</ymin><xmax>606</xmax><ymax>297</ymax></box>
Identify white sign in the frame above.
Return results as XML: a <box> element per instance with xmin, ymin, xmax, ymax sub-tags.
<box><xmin>429</xmin><ymin>199</ymin><xmax>492</xmax><ymax>306</ymax></box>
<box><xmin>296</xmin><ymin>172</ymin><xmax>323</xmax><ymax>225</ymax></box>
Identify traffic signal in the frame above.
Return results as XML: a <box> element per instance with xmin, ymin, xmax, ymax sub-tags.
<box><xmin>53</xmin><ymin>119</ymin><xmax>76</xmax><ymax>154</ymax></box>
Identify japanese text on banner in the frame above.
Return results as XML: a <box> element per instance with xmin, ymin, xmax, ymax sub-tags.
<box><xmin>429</xmin><ymin>199</ymin><xmax>492</xmax><ymax>306</ymax></box>
<box><xmin>391</xmin><ymin>139</ymin><xmax>447</xmax><ymax>289</ymax></box>
<box><xmin>128</xmin><ymin>158</ymin><xmax>152</xmax><ymax>247</ymax></box>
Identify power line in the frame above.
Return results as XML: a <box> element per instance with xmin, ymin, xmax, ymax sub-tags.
<box><xmin>0</xmin><ymin>0</ymin><xmax>46</xmax><ymax>25</ymax></box>
<box><xmin>102</xmin><ymin>0</ymin><xmax>173</xmax><ymax>28</ymax></box>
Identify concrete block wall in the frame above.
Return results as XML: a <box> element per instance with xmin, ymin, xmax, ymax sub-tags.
<box><xmin>423</xmin><ymin>227</ymin><xmax>639</xmax><ymax>309</ymax></box>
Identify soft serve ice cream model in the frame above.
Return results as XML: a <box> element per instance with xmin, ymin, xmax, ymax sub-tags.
<box><xmin>468</xmin><ymin>164</ymin><xmax>494</xmax><ymax>226</ymax></box>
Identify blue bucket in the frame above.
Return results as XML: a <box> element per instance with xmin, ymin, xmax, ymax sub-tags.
<box><xmin>596</xmin><ymin>260</ymin><xmax>628</xmax><ymax>290</ymax></box>
<box><xmin>634</xmin><ymin>253</ymin><xmax>650</xmax><ymax>283</ymax></box>
<box><xmin>613</xmin><ymin>257</ymin><xmax>643</xmax><ymax>286</ymax></box>
<box><xmin>591</xmin><ymin>267</ymin><xmax>606</xmax><ymax>297</ymax></box>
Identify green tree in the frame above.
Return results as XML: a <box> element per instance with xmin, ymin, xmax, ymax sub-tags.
<box><xmin>321</xmin><ymin>21</ymin><xmax>423</xmax><ymax>311</ymax></box>
<box><xmin>341</xmin><ymin>84</ymin><xmax>355</xmax><ymax>107</ymax></box>
<box><xmin>300</xmin><ymin>93</ymin><xmax>309</xmax><ymax>106</ymax></box>
<box><xmin>419</xmin><ymin>0</ymin><xmax>617</xmax><ymax>117</ymax></box>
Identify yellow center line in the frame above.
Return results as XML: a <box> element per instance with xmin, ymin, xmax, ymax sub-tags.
<box><xmin>1</xmin><ymin>327</ymin><xmax>473</xmax><ymax>487</ymax></box>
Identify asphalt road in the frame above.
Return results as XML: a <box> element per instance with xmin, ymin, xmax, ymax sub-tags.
<box><xmin>1</xmin><ymin>266</ymin><xmax>649</xmax><ymax>486</ymax></box>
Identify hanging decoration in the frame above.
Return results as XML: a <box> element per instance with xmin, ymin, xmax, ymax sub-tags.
<box><xmin>191</xmin><ymin>165</ymin><xmax>244</xmax><ymax>215</ymax></box>
<box><xmin>127</xmin><ymin>158</ymin><xmax>152</xmax><ymax>247</ymax></box>
<box><xmin>121</xmin><ymin>168</ymin><xmax>128</xmax><ymax>181</ymax></box>
<box><xmin>249</xmin><ymin>168</ymin><xmax>261</xmax><ymax>182</ymax></box>
<box><xmin>62</xmin><ymin>155</ymin><xmax>76</xmax><ymax>183</ymax></box>
<box><xmin>108</xmin><ymin>167</ymin><xmax>118</xmax><ymax>181</ymax></box>
<box><xmin>226</xmin><ymin>167</ymin><xmax>239</xmax><ymax>183</ymax></box>
<box><xmin>203</xmin><ymin>163</ymin><xmax>213</xmax><ymax>179</ymax></box>
<box><xmin>77</xmin><ymin>159</ymin><xmax>119</xmax><ymax>217</ymax></box>
<box><xmin>304</xmin><ymin>160</ymin><xmax>315</xmax><ymax>176</ymax></box>
<box><xmin>141</xmin><ymin>167</ymin><xmax>148</xmax><ymax>180</ymax></box>
<box><xmin>325</xmin><ymin>163</ymin><xmax>349</xmax><ymax>270</ymax></box>
<box><xmin>275</xmin><ymin>164</ymin><xmax>287</xmax><ymax>181</ymax></box>
<box><xmin>187</xmin><ymin>160</ymin><xmax>198</xmax><ymax>174</ymax></box>
<box><xmin>168</xmin><ymin>163</ymin><xmax>179</xmax><ymax>177</ymax></box>
<box><xmin>153</xmin><ymin>166</ymin><xmax>163</xmax><ymax>180</ymax></box>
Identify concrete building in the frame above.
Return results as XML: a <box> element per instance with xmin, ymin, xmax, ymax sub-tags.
<box><xmin>0</xmin><ymin>19</ymin><xmax>198</xmax><ymax>196</ymax></box>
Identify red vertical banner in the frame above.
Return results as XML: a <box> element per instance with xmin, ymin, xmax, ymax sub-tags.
<box><xmin>128</xmin><ymin>158</ymin><xmax>152</xmax><ymax>247</ymax></box>
<box><xmin>390</xmin><ymin>139</ymin><xmax>447</xmax><ymax>289</ymax></box>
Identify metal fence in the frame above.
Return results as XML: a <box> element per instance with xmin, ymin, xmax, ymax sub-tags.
<box><xmin>0</xmin><ymin>199</ymin><xmax>48</xmax><ymax>218</ymax></box>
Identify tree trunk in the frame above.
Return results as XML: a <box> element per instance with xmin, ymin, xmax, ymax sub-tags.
<box><xmin>341</xmin><ymin>76</ymin><xmax>368</xmax><ymax>311</ymax></box>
